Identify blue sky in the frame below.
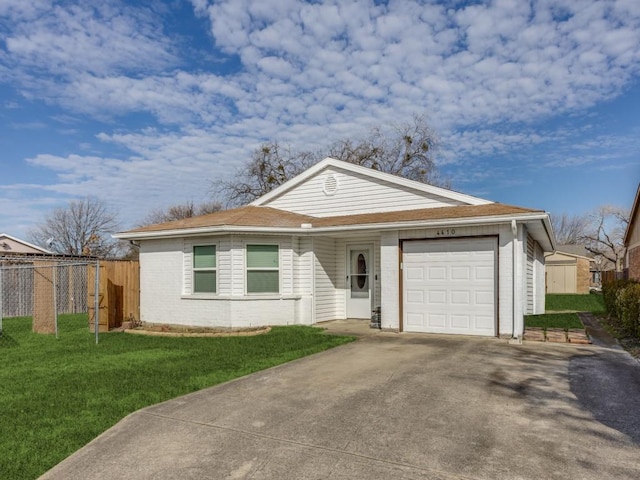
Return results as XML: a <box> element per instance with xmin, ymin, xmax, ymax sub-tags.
<box><xmin>1</xmin><ymin>0</ymin><xmax>639</xmax><ymax>240</ymax></box>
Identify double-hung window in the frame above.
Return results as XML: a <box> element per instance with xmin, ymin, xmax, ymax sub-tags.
<box><xmin>246</xmin><ymin>244</ymin><xmax>279</xmax><ymax>293</ymax></box>
<box><xmin>193</xmin><ymin>245</ymin><xmax>216</xmax><ymax>293</ymax></box>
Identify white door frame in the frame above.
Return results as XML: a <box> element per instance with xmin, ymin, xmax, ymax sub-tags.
<box><xmin>346</xmin><ymin>244</ymin><xmax>373</xmax><ymax>319</ymax></box>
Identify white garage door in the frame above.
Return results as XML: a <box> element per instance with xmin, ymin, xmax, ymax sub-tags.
<box><xmin>403</xmin><ymin>238</ymin><xmax>497</xmax><ymax>336</ymax></box>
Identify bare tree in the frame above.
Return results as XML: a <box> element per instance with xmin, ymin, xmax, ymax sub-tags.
<box><xmin>216</xmin><ymin>115</ymin><xmax>447</xmax><ymax>206</ymax></box>
<box><xmin>217</xmin><ymin>143</ymin><xmax>319</xmax><ymax>206</ymax></box>
<box><xmin>28</xmin><ymin>197</ymin><xmax>120</xmax><ymax>257</ymax></box>
<box><xmin>140</xmin><ymin>200</ymin><xmax>222</xmax><ymax>226</ymax></box>
<box><xmin>327</xmin><ymin>115</ymin><xmax>445</xmax><ymax>186</ymax></box>
<box><xmin>581</xmin><ymin>205</ymin><xmax>629</xmax><ymax>271</ymax></box>
<box><xmin>550</xmin><ymin>213</ymin><xmax>590</xmax><ymax>245</ymax></box>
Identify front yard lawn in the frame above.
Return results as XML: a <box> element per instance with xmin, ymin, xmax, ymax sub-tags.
<box><xmin>525</xmin><ymin>294</ymin><xmax>605</xmax><ymax>331</ymax></box>
<box><xmin>0</xmin><ymin>314</ymin><xmax>354</xmax><ymax>480</ymax></box>
<box><xmin>546</xmin><ymin>293</ymin><xmax>605</xmax><ymax>314</ymax></box>
<box><xmin>525</xmin><ymin>312</ymin><xmax>583</xmax><ymax>330</ymax></box>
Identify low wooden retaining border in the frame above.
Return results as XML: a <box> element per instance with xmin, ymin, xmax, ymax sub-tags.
<box><xmin>123</xmin><ymin>326</ymin><xmax>271</xmax><ymax>338</ymax></box>
<box><xmin>523</xmin><ymin>327</ymin><xmax>591</xmax><ymax>344</ymax></box>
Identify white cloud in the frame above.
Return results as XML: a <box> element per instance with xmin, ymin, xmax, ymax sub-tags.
<box><xmin>2</xmin><ymin>0</ymin><xmax>640</xmax><ymax>235</ymax></box>
<box><xmin>4</xmin><ymin>0</ymin><xmax>639</xmax><ymax>131</ymax></box>
<box><xmin>2</xmin><ymin>2</ymin><xmax>177</xmax><ymax>77</ymax></box>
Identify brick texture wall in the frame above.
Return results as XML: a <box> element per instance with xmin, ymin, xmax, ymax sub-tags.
<box><xmin>629</xmin><ymin>247</ymin><xmax>640</xmax><ymax>282</ymax></box>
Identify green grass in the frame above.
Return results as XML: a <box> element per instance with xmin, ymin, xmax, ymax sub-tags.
<box><xmin>525</xmin><ymin>293</ymin><xmax>605</xmax><ymax>331</ymax></box>
<box><xmin>525</xmin><ymin>312</ymin><xmax>583</xmax><ymax>330</ymax></box>
<box><xmin>545</xmin><ymin>293</ymin><xmax>605</xmax><ymax>314</ymax></box>
<box><xmin>0</xmin><ymin>315</ymin><xmax>354</xmax><ymax>480</ymax></box>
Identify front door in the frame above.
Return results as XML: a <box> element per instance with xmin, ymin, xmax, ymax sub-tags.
<box><xmin>347</xmin><ymin>246</ymin><xmax>372</xmax><ymax>319</ymax></box>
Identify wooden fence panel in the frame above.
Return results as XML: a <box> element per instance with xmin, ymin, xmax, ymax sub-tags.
<box><xmin>602</xmin><ymin>269</ymin><xmax>629</xmax><ymax>285</ymax></box>
<box><xmin>88</xmin><ymin>260</ymin><xmax>139</xmax><ymax>332</ymax></box>
<box><xmin>33</xmin><ymin>263</ymin><xmax>55</xmax><ymax>334</ymax></box>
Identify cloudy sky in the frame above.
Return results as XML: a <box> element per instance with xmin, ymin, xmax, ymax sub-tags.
<box><xmin>1</xmin><ymin>0</ymin><xmax>639</xmax><ymax>240</ymax></box>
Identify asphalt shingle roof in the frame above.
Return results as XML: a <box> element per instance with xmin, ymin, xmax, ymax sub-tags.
<box><xmin>123</xmin><ymin>203</ymin><xmax>543</xmax><ymax>235</ymax></box>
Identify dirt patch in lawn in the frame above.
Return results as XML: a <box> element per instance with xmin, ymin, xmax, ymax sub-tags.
<box><xmin>121</xmin><ymin>323</ymin><xmax>271</xmax><ymax>338</ymax></box>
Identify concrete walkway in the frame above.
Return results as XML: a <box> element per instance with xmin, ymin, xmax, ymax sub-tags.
<box><xmin>41</xmin><ymin>330</ymin><xmax>640</xmax><ymax>480</ymax></box>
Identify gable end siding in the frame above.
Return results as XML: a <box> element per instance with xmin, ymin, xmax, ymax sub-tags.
<box><xmin>263</xmin><ymin>167</ymin><xmax>466</xmax><ymax>217</ymax></box>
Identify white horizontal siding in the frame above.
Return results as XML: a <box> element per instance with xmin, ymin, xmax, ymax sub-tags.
<box><xmin>141</xmin><ymin>234</ymin><xmax>308</xmax><ymax>328</ymax></box>
<box><xmin>293</xmin><ymin>236</ymin><xmax>313</xmax><ymax>324</ymax></box>
<box><xmin>280</xmin><ymin>237</ymin><xmax>293</xmax><ymax>295</ymax></box>
<box><xmin>230</xmin><ymin>235</ymin><xmax>244</xmax><ymax>296</ymax></box>
<box><xmin>265</xmin><ymin>167</ymin><xmax>464</xmax><ymax>217</ymax></box>
<box><xmin>295</xmin><ymin>237</ymin><xmax>313</xmax><ymax>295</ymax></box>
<box><xmin>535</xmin><ymin>241</ymin><xmax>546</xmax><ymax>314</ymax></box>
<box><xmin>314</xmin><ymin>237</ymin><xmax>339</xmax><ymax>321</ymax></box>
<box><xmin>218</xmin><ymin>237</ymin><xmax>232</xmax><ymax>295</ymax></box>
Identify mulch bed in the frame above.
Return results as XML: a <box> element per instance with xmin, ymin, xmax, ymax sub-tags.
<box><xmin>118</xmin><ymin>322</ymin><xmax>271</xmax><ymax>338</ymax></box>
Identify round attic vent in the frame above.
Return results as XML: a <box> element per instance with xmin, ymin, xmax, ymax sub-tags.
<box><xmin>323</xmin><ymin>174</ymin><xmax>338</xmax><ymax>195</ymax></box>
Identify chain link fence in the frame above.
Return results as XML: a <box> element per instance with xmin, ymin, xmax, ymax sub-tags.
<box><xmin>0</xmin><ymin>256</ymin><xmax>100</xmax><ymax>341</ymax></box>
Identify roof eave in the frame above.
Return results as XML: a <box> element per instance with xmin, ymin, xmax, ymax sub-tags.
<box><xmin>113</xmin><ymin>225</ymin><xmax>308</xmax><ymax>240</ymax></box>
<box><xmin>0</xmin><ymin>233</ymin><xmax>53</xmax><ymax>254</ymax></box>
<box><xmin>114</xmin><ymin>212</ymin><xmax>553</xmax><ymax>245</ymax></box>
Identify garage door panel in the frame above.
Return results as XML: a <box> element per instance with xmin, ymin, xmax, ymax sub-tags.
<box><xmin>406</xmin><ymin>290</ymin><xmax>424</xmax><ymax>303</ymax></box>
<box><xmin>427</xmin><ymin>290</ymin><xmax>446</xmax><ymax>304</ymax></box>
<box><xmin>407</xmin><ymin>313</ymin><xmax>424</xmax><ymax>326</ymax></box>
<box><xmin>406</xmin><ymin>267</ymin><xmax>424</xmax><ymax>280</ymax></box>
<box><xmin>427</xmin><ymin>266</ymin><xmax>446</xmax><ymax>280</ymax></box>
<box><xmin>451</xmin><ymin>266</ymin><xmax>470</xmax><ymax>280</ymax></box>
<box><xmin>451</xmin><ymin>315</ymin><xmax>470</xmax><ymax>328</ymax></box>
<box><xmin>475</xmin><ymin>291</ymin><xmax>494</xmax><ymax>305</ymax></box>
<box><xmin>475</xmin><ymin>266</ymin><xmax>494</xmax><ymax>280</ymax></box>
<box><xmin>475</xmin><ymin>315</ymin><xmax>495</xmax><ymax>330</ymax></box>
<box><xmin>451</xmin><ymin>291</ymin><xmax>470</xmax><ymax>305</ymax></box>
<box><xmin>403</xmin><ymin>238</ymin><xmax>496</xmax><ymax>336</ymax></box>
<box><xmin>427</xmin><ymin>314</ymin><xmax>446</xmax><ymax>328</ymax></box>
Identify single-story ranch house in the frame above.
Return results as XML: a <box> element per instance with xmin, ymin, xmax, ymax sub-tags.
<box><xmin>115</xmin><ymin>158</ymin><xmax>555</xmax><ymax>338</ymax></box>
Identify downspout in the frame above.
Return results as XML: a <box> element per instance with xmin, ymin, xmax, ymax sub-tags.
<box><xmin>511</xmin><ymin>219</ymin><xmax>518</xmax><ymax>339</ymax></box>
<box><xmin>311</xmin><ymin>237</ymin><xmax>316</xmax><ymax>325</ymax></box>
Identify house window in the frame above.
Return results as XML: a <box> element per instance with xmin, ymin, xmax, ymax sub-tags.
<box><xmin>246</xmin><ymin>244</ymin><xmax>279</xmax><ymax>293</ymax></box>
<box><xmin>193</xmin><ymin>245</ymin><xmax>216</xmax><ymax>293</ymax></box>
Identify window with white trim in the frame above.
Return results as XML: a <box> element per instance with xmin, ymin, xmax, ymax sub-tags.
<box><xmin>246</xmin><ymin>244</ymin><xmax>279</xmax><ymax>293</ymax></box>
<box><xmin>193</xmin><ymin>245</ymin><xmax>216</xmax><ymax>293</ymax></box>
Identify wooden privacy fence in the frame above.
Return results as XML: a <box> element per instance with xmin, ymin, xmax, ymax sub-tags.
<box><xmin>88</xmin><ymin>260</ymin><xmax>140</xmax><ymax>332</ymax></box>
<box><xmin>602</xmin><ymin>269</ymin><xmax>629</xmax><ymax>285</ymax></box>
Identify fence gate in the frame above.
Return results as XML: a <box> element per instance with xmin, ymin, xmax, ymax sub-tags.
<box><xmin>0</xmin><ymin>256</ymin><xmax>100</xmax><ymax>343</ymax></box>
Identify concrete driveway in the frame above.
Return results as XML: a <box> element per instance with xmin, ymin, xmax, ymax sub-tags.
<box><xmin>41</xmin><ymin>332</ymin><xmax>640</xmax><ymax>479</ymax></box>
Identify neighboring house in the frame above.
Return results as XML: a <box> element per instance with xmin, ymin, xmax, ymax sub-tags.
<box><xmin>545</xmin><ymin>245</ymin><xmax>592</xmax><ymax>294</ymax></box>
<box><xmin>624</xmin><ymin>182</ymin><xmax>640</xmax><ymax>281</ymax></box>
<box><xmin>115</xmin><ymin>158</ymin><xmax>555</xmax><ymax>338</ymax></box>
<box><xmin>0</xmin><ymin>233</ymin><xmax>52</xmax><ymax>255</ymax></box>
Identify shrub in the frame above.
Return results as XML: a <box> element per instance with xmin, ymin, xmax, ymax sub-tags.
<box><xmin>618</xmin><ymin>283</ymin><xmax>640</xmax><ymax>337</ymax></box>
<box><xmin>602</xmin><ymin>279</ymin><xmax>640</xmax><ymax>337</ymax></box>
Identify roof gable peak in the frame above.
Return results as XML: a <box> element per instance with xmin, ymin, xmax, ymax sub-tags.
<box><xmin>251</xmin><ymin>157</ymin><xmax>492</xmax><ymax>207</ymax></box>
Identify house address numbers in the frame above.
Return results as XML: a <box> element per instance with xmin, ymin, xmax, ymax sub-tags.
<box><xmin>436</xmin><ymin>228</ymin><xmax>456</xmax><ymax>236</ymax></box>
